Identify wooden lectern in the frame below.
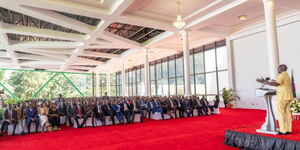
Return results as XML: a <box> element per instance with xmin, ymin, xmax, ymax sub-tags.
<box><xmin>255</xmin><ymin>88</ymin><xmax>278</xmax><ymax>135</ymax></box>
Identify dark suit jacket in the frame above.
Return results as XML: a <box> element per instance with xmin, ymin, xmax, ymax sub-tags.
<box><xmin>73</xmin><ymin>105</ymin><xmax>85</xmax><ymax>117</ymax></box>
<box><xmin>4</xmin><ymin>109</ymin><xmax>18</xmax><ymax>122</ymax></box>
<box><xmin>25</xmin><ymin>108</ymin><xmax>38</xmax><ymax>122</ymax></box>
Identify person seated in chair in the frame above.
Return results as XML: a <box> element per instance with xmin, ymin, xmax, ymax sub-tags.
<box><xmin>25</xmin><ymin>103</ymin><xmax>39</xmax><ymax>133</ymax></box>
<box><xmin>95</xmin><ymin>101</ymin><xmax>106</xmax><ymax>126</ymax></box>
<box><xmin>200</xmin><ymin>96</ymin><xmax>210</xmax><ymax>115</ymax></box>
<box><xmin>65</xmin><ymin>101</ymin><xmax>74</xmax><ymax>126</ymax></box>
<box><xmin>209</xmin><ymin>95</ymin><xmax>220</xmax><ymax>114</ymax></box>
<box><xmin>48</xmin><ymin>102</ymin><xmax>60</xmax><ymax>130</ymax></box>
<box><xmin>113</xmin><ymin>101</ymin><xmax>124</xmax><ymax>124</ymax></box>
<box><xmin>153</xmin><ymin>99</ymin><xmax>164</xmax><ymax>120</ymax></box>
<box><xmin>38</xmin><ymin>102</ymin><xmax>48</xmax><ymax>132</ymax></box>
<box><xmin>73</xmin><ymin>101</ymin><xmax>86</xmax><ymax>128</ymax></box>
<box><xmin>0</xmin><ymin>104</ymin><xmax>18</xmax><ymax>136</ymax></box>
<box><xmin>121</xmin><ymin>99</ymin><xmax>131</xmax><ymax>124</ymax></box>
<box><xmin>83</xmin><ymin>103</ymin><xmax>96</xmax><ymax>127</ymax></box>
<box><xmin>16</xmin><ymin>102</ymin><xmax>26</xmax><ymax>135</ymax></box>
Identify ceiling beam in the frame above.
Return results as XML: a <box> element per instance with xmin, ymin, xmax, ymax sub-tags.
<box><xmin>15</xmin><ymin>53</ymin><xmax>67</xmax><ymax>62</ymax></box>
<box><xmin>74</xmin><ymin>57</ymin><xmax>106</xmax><ymax>65</ymax></box>
<box><xmin>116</xmin><ymin>14</ymin><xmax>178</xmax><ymax>32</ymax></box>
<box><xmin>80</xmin><ymin>51</ymin><xmax>121</xmax><ymax>59</ymax></box>
<box><xmin>19</xmin><ymin>0</ymin><xmax>111</xmax><ymax>20</ymax></box>
<box><xmin>0</xmin><ymin>22</ymin><xmax>90</xmax><ymax>42</ymax></box>
<box><xmin>0</xmin><ymin>0</ymin><xmax>94</xmax><ymax>34</ymax></box>
<box><xmin>9</xmin><ymin>40</ymin><xmax>84</xmax><ymax>49</ymax></box>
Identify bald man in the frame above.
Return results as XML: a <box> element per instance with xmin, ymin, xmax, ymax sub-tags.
<box><xmin>257</xmin><ymin>64</ymin><xmax>293</xmax><ymax>135</ymax></box>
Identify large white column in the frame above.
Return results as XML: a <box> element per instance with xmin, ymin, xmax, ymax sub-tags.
<box><xmin>263</xmin><ymin>0</ymin><xmax>280</xmax><ymax>79</ymax></box>
<box><xmin>106</xmin><ymin>66</ymin><xmax>111</xmax><ymax>96</ymax></box>
<box><xmin>144</xmin><ymin>48</ymin><xmax>150</xmax><ymax>96</ymax></box>
<box><xmin>182</xmin><ymin>30</ymin><xmax>192</xmax><ymax>97</ymax></box>
<box><xmin>121</xmin><ymin>56</ymin><xmax>126</xmax><ymax>96</ymax></box>
<box><xmin>95</xmin><ymin>70</ymin><xmax>100</xmax><ymax>97</ymax></box>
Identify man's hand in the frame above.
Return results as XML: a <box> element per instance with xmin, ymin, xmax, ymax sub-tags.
<box><xmin>256</xmin><ymin>78</ymin><xmax>265</xmax><ymax>83</ymax></box>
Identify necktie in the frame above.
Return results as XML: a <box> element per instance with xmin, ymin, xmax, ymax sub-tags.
<box><xmin>78</xmin><ymin>106</ymin><xmax>81</xmax><ymax>115</ymax></box>
<box><xmin>8</xmin><ymin>110</ymin><xmax>11</xmax><ymax>119</ymax></box>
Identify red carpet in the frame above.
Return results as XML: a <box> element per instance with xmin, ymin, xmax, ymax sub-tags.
<box><xmin>1</xmin><ymin>109</ymin><xmax>267</xmax><ymax>150</ymax></box>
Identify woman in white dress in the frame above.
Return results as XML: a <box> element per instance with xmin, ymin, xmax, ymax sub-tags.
<box><xmin>38</xmin><ymin>102</ymin><xmax>48</xmax><ymax>132</ymax></box>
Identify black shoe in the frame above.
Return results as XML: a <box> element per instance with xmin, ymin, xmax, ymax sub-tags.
<box><xmin>279</xmin><ymin>132</ymin><xmax>287</xmax><ymax>135</ymax></box>
<box><xmin>12</xmin><ymin>132</ymin><xmax>16</xmax><ymax>136</ymax></box>
<box><xmin>21</xmin><ymin>131</ymin><xmax>25</xmax><ymax>136</ymax></box>
<box><xmin>287</xmin><ymin>132</ymin><xmax>292</xmax><ymax>135</ymax></box>
<box><xmin>0</xmin><ymin>133</ymin><xmax>3</xmax><ymax>137</ymax></box>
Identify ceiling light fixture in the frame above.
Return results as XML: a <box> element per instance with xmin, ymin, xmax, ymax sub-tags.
<box><xmin>173</xmin><ymin>1</ymin><xmax>186</xmax><ymax>29</ymax></box>
<box><xmin>239</xmin><ymin>15</ymin><xmax>247</xmax><ymax>20</ymax></box>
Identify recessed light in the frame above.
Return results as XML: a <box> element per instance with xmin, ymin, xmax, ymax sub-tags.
<box><xmin>239</xmin><ymin>15</ymin><xmax>247</xmax><ymax>21</ymax></box>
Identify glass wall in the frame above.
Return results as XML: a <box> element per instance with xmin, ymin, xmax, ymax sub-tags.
<box><xmin>114</xmin><ymin>40</ymin><xmax>228</xmax><ymax>99</ymax></box>
<box><xmin>0</xmin><ymin>69</ymin><xmax>97</xmax><ymax>100</ymax></box>
<box><xmin>125</xmin><ymin>65</ymin><xmax>144</xmax><ymax>96</ymax></box>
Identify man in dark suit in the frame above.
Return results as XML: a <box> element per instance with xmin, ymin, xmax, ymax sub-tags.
<box><xmin>73</xmin><ymin>101</ymin><xmax>86</xmax><ymax>128</ymax></box>
<box><xmin>95</xmin><ymin>101</ymin><xmax>106</xmax><ymax>126</ymax></box>
<box><xmin>0</xmin><ymin>104</ymin><xmax>18</xmax><ymax>136</ymax></box>
<box><xmin>25</xmin><ymin>104</ymin><xmax>39</xmax><ymax>133</ymax></box>
<box><xmin>200</xmin><ymin>96</ymin><xmax>209</xmax><ymax>115</ymax></box>
<box><xmin>65</xmin><ymin>101</ymin><xmax>74</xmax><ymax>126</ymax></box>
<box><xmin>209</xmin><ymin>95</ymin><xmax>220</xmax><ymax>113</ymax></box>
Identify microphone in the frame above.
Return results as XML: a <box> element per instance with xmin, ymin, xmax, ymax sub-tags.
<box><xmin>265</xmin><ymin>77</ymin><xmax>270</xmax><ymax>81</ymax></box>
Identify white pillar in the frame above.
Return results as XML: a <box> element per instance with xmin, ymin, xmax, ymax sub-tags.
<box><xmin>263</xmin><ymin>0</ymin><xmax>280</xmax><ymax>79</ymax></box>
<box><xmin>144</xmin><ymin>48</ymin><xmax>150</xmax><ymax>96</ymax></box>
<box><xmin>95</xmin><ymin>70</ymin><xmax>100</xmax><ymax>97</ymax></box>
<box><xmin>106</xmin><ymin>66</ymin><xmax>110</xmax><ymax>96</ymax></box>
<box><xmin>226</xmin><ymin>37</ymin><xmax>235</xmax><ymax>89</ymax></box>
<box><xmin>121</xmin><ymin>57</ymin><xmax>126</xmax><ymax>96</ymax></box>
<box><xmin>182</xmin><ymin>30</ymin><xmax>192</xmax><ymax>97</ymax></box>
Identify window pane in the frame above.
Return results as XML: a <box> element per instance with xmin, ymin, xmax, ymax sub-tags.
<box><xmin>150</xmin><ymin>65</ymin><xmax>155</xmax><ymax>80</ymax></box>
<box><xmin>194</xmin><ymin>52</ymin><xmax>204</xmax><ymax>73</ymax></box>
<box><xmin>205</xmin><ymin>49</ymin><xmax>216</xmax><ymax>72</ymax></box>
<box><xmin>100</xmin><ymin>74</ymin><xmax>107</xmax><ymax>85</ymax></box>
<box><xmin>132</xmin><ymin>83</ymin><xmax>136</xmax><ymax>96</ymax></box>
<box><xmin>206</xmin><ymin>72</ymin><xmax>217</xmax><ymax>94</ymax></box>
<box><xmin>137</xmin><ymin>82</ymin><xmax>144</xmax><ymax>96</ymax></box>
<box><xmin>217</xmin><ymin>46</ymin><xmax>228</xmax><ymax>70</ymax></box>
<box><xmin>125</xmin><ymin>72</ymin><xmax>128</xmax><ymax>84</ymax></box>
<box><xmin>151</xmin><ymin>81</ymin><xmax>156</xmax><ymax>95</ymax></box>
<box><xmin>136</xmin><ymin>69</ymin><xmax>140</xmax><ymax>82</ymax></box>
<box><xmin>162</xmin><ymin>79</ymin><xmax>168</xmax><ymax>96</ymax></box>
<box><xmin>156</xmin><ymin>63</ymin><xmax>162</xmax><ymax>79</ymax></box>
<box><xmin>110</xmin><ymin>85</ymin><xmax>116</xmax><ymax>96</ymax></box>
<box><xmin>162</xmin><ymin>61</ymin><xmax>168</xmax><ymax>78</ymax></box>
<box><xmin>157</xmin><ymin>79</ymin><xmax>163</xmax><ymax>95</ymax></box>
<box><xmin>132</xmin><ymin>70</ymin><xmax>136</xmax><ymax>83</ymax></box>
<box><xmin>191</xmin><ymin>75</ymin><xmax>195</xmax><ymax>95</ymax></box>
<box><xmin>195</xmin><ymin>74</ymin><xmax>205</xmax><ymax>95</ymax></box>
<box><xmin>218</xmin><ymin>71</ymin><xmax>229</xmax><ymax>93</ymax></box>
<box><xmin>190</xmin><ymin>54</ymin><xmax>194</xmax><ymax>75</ymax></box>
<box><xmin>176</xmin><ymin>77</ymin><xmax>184</xmax><ymax>95</ymax></box>
<box><xmin>169</xmin><ymin>60</ymin><xmax>175</xmax><ymax>78</ymax></box>
<box><xmin>141</xmin><ymin>68</ymin><xmax>145</xmax><ymax>82</ymax></box>
<box><xmin>169</xmin><ymin>78</ymin><xmax>176</xmax><ymax>95</ymax></box>
<box><xmin>176</xmin><ymin>58</ymin><xmax>183</xmax><ymax>76</ymax></box>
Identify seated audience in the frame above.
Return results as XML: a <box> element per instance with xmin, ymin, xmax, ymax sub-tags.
<box><xmin>48</xmin><ymin>102</ymin><xmax>60</xmax><ymax>131</ymax></box>
<box><xmin>38</xmin><ymin>102</ymin><xmax>48</xmax><ymax>132</ymax></box>
<box><xmin>0</xmin><ymin>104</ymin><xmax>18</xmax><ymax>136</ymax></box>
<box><xmin>26</xmin><ymin>104</ymin><xmax>39</xmax><ymax>133</ymax></box>
<box><xmin>0</xmin><ymin>95</ymin><xmax>221</xmax><ymax>137</ymax></box>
